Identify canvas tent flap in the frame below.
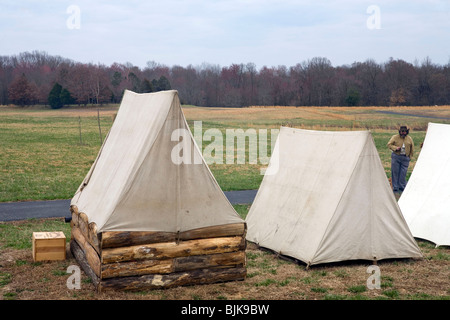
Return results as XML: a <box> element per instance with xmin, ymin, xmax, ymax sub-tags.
<box><xmin>71</xmin><ymin>90</ymin><xmax>243</xmax><ymax>232</ymax></box>
<box><xmin>246</xmin><ymin>127</ymin><xmax>422</xmax><ymax>266</ymax></box>
<box><xmin>398</xmin><ymin>122</ymin><xmax>450</xmax><ymax>247</ymax></box>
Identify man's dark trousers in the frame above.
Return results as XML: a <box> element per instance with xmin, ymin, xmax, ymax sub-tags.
<box><xmin>391</xmin><ymin>152</ymin><xmax>410</xmax><ymax>193</ymax></box>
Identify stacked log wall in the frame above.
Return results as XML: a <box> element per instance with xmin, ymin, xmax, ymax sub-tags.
<box><xmin>69</xmin><ymin>205</ymin><xmax>247</xmax><ymax>292</ymax></box>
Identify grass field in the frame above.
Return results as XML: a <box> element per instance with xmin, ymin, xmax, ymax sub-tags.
<box><xmin>1</xmin><ymin>103</ymin><xmax>449</xmax><ymax>301</ymax></box>
<box><xmin>2</xmin><ymin>104</ymin><xmax>448</xmax><ymax>201</ymax></box>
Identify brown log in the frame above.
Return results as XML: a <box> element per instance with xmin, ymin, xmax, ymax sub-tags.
<box><xmin>70</xmin><ymin>206</ymin><xmax>79</xmax><ymax>228</ymax></box>
<box><xmin>101</xmin><ymin>259</ymin><xmax>173</xmax><ymax>279</ymax></box>
<box><xmin>101</xmin><ymin>250</ymin><xmax>246</xmax><ymax>279</ymax></box>
<box><xmin>173</xmin><ymin>250</ymin><xmax>246</xmax><ymax>272</ymax></box>
<box><xmin>78</xmin><ymin>212</ymin><xmax>89</xmax><ymax>239</ymax></box>
<box><xmin>101</xmin><ymin>223</ymin><xmax>246</xmax><ymax>249</ymax></box>
<box><xmin>88</xmin><ymin>222</ymin><xmax>100</xmax><ymax>254</ymax></box>
<box><xmin>101</xmin><ymin>236</ymin><xmax>245</xmax><ymax>264</ymax></box>
<box><xmin>70</xmin><ymin>204</ymin><xmax>78</xmax><ymax>215</ymax></box>
<box><xmin>179</xmin><ymin>223</ymin><xmax>246</xmax><ymax>241</ymax></box>
<box><xmin>101</xmin><ymin>231</ymin><xmax>176</xmax><ymax>249</ymax></box>
<box><xmin>70</xmin><ymin>239</ymin><xmax>100</xmax><ymax>289</ymax></box>
<box><xmin>71</xmin><ymin>226</ymin><xmax>101</xmax><ymax>278</ymax></box>
<box><xmin>100</xmin><ymin>266</ymin><xmax>247</xmax><ymax>291</ymax></box>
<box><xmin>70</xmin><ymin>207</ymin><xmax>101</xmax><ymax>254</ymax></box>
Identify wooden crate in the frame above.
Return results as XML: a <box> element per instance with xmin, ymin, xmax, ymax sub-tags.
<box><xmin>32</xmin><ymin>231</ymin><xmax>66</xmax><ymax>261</ymax></box>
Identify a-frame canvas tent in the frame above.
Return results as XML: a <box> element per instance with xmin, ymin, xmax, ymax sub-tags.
<box><xmin>246</xmin><ymin>127</ymin><xmax>422</xmax><ymax>267</ymax></box>
<box><xmin>71</xmin><ymin>89</ymin><xmax>243</xmax><ymax>233</ymax></box>
<box><xmin>398</xmin><ymin>122</ymin><xmax>450</xmax><ymax>247</ymax></box>
<box><xmin>69</xmin><ymin>90</ymin><xmax>246</xmax><ymax>291</ymax></box>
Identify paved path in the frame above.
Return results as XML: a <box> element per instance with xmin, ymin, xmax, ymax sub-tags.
<box><xmin>0</xmin><ymin>190</ymin><xmax>258</xmax><ymax>222</ymax></box>
<box><xmin>375</xmin><ymin>110</ymin><xmax>450</xmax><ymax>120</ymax></box>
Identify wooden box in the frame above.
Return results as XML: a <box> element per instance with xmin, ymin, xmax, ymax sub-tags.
<box><xmin>32</xmin><ymin>231</ymin><xmax>66</xmax><ymax>262</ymax></box>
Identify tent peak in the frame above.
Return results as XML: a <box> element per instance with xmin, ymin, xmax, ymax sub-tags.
<box><xmin>124</xmin><ymin>89</ymin><xmax>179</xmax><ymax>96</ymax></box>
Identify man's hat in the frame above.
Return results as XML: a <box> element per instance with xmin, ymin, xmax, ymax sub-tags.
<box><xmin>399</xmin><ymin>125</ymin><xmax>409</xmax><ymax>135</ymax></box>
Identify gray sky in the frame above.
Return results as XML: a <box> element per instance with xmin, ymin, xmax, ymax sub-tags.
<box><xmin>1</xmin><ymin>0</ymin><xmax>449</xmax><ymax>68</ymax></box>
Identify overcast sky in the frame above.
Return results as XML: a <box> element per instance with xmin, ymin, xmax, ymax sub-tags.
<box><xmin>1</xmin><ymin>0</ymin><xmax>449</xmax><ymax>69</ymax></box>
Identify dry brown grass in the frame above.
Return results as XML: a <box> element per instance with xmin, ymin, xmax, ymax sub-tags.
<box><xmin>184</xmin><ymin>106</ymin><xmax>357</xmax><ymax>122</ymax></box>
<box><xmin>183</xmin><ymin>105</ymin><xmax>450</xmax><ymax>133</ymax></box>
<box><xmin>0</xmin><ymin>105</ymin><xmax>119</xmax><ymax>122</ymax></box>
<box><xmin>4</xmin><ymin>104</ymin><xmax>448</xmax><ymax>129</ymax></box>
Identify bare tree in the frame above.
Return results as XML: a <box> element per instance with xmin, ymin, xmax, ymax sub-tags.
<box><xmin>3</xmin><ymin>51</ymin><xmax>450</xmax><ymax>108</ymax></box>
<box><xmin>8</xmin><ymin>73</ymin><xmax>39</xmax><ymax>106</ymax></box>
<box><xmin>383</xmin><ymin>58</ymin><xmax>417</xmax><ymax>106</ymax></box>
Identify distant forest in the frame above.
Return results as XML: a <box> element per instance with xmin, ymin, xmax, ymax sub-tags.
<box><xmin>1</xmin><ymin>51</ymin><xmax>450</xmax><ymax>108</ymax></box>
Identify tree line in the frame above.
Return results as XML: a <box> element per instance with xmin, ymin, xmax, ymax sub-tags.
<box><xmin>1</xmin><ymin>51</ymin><xmax>450</xmax><ymax>108</ymax></box>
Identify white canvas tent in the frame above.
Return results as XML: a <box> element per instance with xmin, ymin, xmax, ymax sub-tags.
<box><xmin>398</xmin><ymin>122</ymin><xmax>450</xmax><ymax>247</ymax></box>
<box><xmin>71</xmin><ymin>90</ymin><xmax>243</xmax><ymax>232</ymax></box>
<box><xmin>246</xmin><ymin>127</ymin><xmax>422</xmax><ymax>266</ymax></box>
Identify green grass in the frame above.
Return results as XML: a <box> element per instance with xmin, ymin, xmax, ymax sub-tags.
<box><xmin>382</xmin><ymin>289</ymin><xmax>400</xmax><ymax>299</ymax></box>
<box><xmin>0</xmin><ymin>205</ymin><xmax>247</xmax><ymax>251</ymax></box>
<box><xmin>0</xmin><ymin>272</ymin><xmax>12</xmax><ymax>287</ymax></box>
<box><xmin>0</xmin><ymin>110</ymin><xmax>113</xmax><ymax>202</ymax></box>
<box><xmin>348</xmin><ymin>285</ymin><xmax>367</xmax><ymax>294</ymax></box>
<box><xmin>0</xmin><ymin>105</ymin><xmax>446</xmax><ymax>201</ymax></box>
<box><xmin>1</xmin><ymin>105</ymin><xmax>449</xmax><ymax>301</ymax></box>
<box><xmin>0</xmin><ymin>218</ymin><xmax>71</xmax><ymax>250</ymax></box>
<box><xmin>231</xmin><ymin>204</ymin><xmax>251</xmax><ymax>219</ymax></box>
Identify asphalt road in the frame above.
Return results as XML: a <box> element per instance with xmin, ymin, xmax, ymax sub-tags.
<box><xmin>0</xmin><ymin>190</ymin><xmax>257</xmax><ymax>222</ymax></box>
<box><xmin>375</xmin><ymin>110</ymin><xmax>450</xmax><ymax>120</ymax></box>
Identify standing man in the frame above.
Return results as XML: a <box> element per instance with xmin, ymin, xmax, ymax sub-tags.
<box><xmin>387</xmin><ymin>125</ymin><xmax>414</xmax><ymax>194</ymax></box>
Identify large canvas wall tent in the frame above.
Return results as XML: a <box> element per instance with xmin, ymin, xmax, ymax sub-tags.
<box><xmin>398</xmin><ymin>122</ymin><xmax>450</xmax><ymax>247</ymax></box>
<box><xmin>70</xmin><ymin>90</ymin><xmax>246</xmax><ymax>291</ymax></box>
<box><xmin>246</xmin><ymin>127</ymin><xmax>422</xmax><ymax>267</ymax></box>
